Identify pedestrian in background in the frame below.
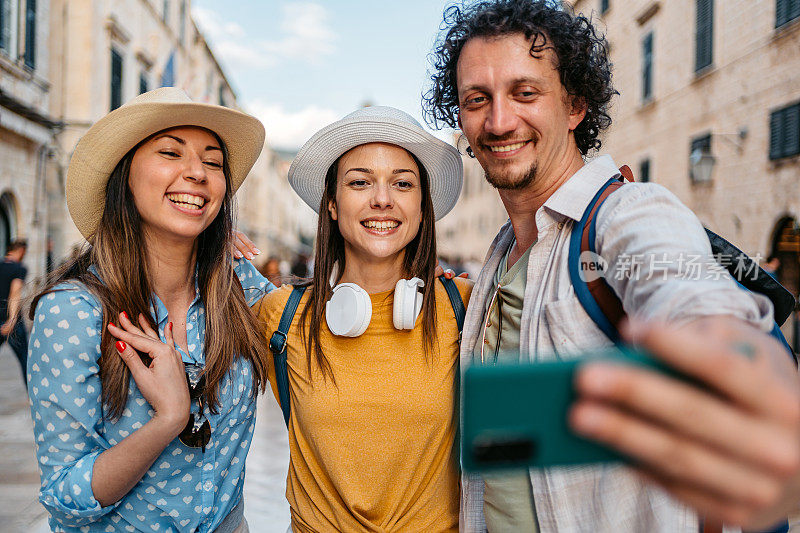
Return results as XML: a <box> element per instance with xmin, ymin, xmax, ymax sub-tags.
<box><xmin>27</xmin><ymin>87</ymin><xmax>273</xmax><ymax>533</ymax></box>
<box><xmin>0</xmin><ymin>239</ymin><xmax>28</xmax><ymax>388</ymax></box>
<box><xmin>260</xmin><ymin>256</ymin><xmax>283</xmax><ymax>287</ymax></box>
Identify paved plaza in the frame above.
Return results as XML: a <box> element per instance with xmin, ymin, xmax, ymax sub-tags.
<box><xmin>0</xmin><ymin>344</ymin><xmax>290</xmax><ymax>533</ymax></box>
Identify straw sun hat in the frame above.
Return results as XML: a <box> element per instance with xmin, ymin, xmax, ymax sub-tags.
<box><xmin>66</xmin><ymin>87</ymin><xmax>265</xmax><ymax>239</ymax></box>
<box><xmin>288</xmin><ymin>106</ymin><xmax>463</xmax><ymax>221</ymax></box>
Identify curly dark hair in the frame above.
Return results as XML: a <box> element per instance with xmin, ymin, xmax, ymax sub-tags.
<box><xmin>423</xmin><ymin>0</ymin><xmax>617</xmax><ymax>155</ymax></box>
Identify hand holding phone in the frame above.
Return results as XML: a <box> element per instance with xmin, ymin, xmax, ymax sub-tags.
<box><xmin>461</xmin><ymin>347</ymin><xmax>673</xmax><ymax>472</ymax></box>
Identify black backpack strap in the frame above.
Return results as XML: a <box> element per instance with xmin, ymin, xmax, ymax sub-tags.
<box><xmin>438</xmin><ymin>275</ymin><xmax>466</xmax><ymax>334</ymax></box>
<box><xmin>269</xmin><ymin>285</ymin><xmax>306</xmax><ymax>428</ymax></box>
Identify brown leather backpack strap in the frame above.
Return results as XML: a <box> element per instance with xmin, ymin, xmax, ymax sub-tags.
<box><xmin>619</xmin><ymin>164</ymin><xmax>635</xmax><ymax>182</ymax></box>
<box><xmin>580</xmin><ymin>177</ymin><xmax>628</xmax><ymax>331</ymax></box>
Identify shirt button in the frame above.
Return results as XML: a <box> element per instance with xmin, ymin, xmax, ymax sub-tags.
<box><xmin>203</xmin><ymin>481</ymin><xmax>213</xmax><ymax>491</ymax></box>
<box><xmin>557</xmin><ymin>222</ymin><xmax>564</xmax><ymax>230</ymax></box>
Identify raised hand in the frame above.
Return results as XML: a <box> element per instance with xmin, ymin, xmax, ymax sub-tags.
<box><xmin>107</xmin><ymin>312</ymin><xmax>190</xmax><ymax>435</ymax></box>
<box><xmin>232</xmin><ymin>230</ymin><xmax>261</xmax><ymax>260</ymax></box>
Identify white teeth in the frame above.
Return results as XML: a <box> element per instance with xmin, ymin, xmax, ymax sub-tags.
<box><xmin>489</xmin><ymin>142</ymin><xmax>527</xmax><ymax>153</ymax></box>
<box><xmin>166</xmin><ymin>193</ymin><xmax>205</xmax><ymax>209</ymax></box>
<box><xmin>362</xmin><ymin>220</ymin><xmax>399</xmax><ymax>231</ymax></box>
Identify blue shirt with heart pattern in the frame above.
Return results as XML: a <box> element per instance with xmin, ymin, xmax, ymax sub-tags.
<box><xmin>27</xmin><ymin>258</ymin><xmax>273</xmax><ymax>532</ymax></box>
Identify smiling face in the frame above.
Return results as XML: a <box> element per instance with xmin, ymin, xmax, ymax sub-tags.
<box><xmin>328</xmin><ymin>142</ymin><xmax>423</xmax><ymax>266</ymax></box>
<box><xmin>456</xmin><ymin>33</ymin><xmax>586</xmax><ymax>190</ymax></box>
<box><xmin>128</xmin><ymin>126</ymin><xmax>227</xmax><ymax>245</ymax></box>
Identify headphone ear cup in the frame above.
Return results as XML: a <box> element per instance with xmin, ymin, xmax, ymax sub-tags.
<box><xmin>393</xmin><ymin>281</ymin><xmax>407</xmax><ymax>330</ymax></box>
<box><xmin>393</xmin><ymin>278</ymin><xmax>424</xmax><ymax>330</ymax></box>
<box><xmin>326</xmin><ymin>283</ymin><xmax>372</xmax><ymax>337</ymax></box>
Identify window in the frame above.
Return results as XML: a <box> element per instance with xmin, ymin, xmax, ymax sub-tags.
<box><xmin>0</xmin><ymin>0</ymin><xmax>12</xmax><ymax>54</ymax></box>
<box><xmin>695</xmin><ymin>0</ymin><xmax>713</xmax><ymax>72</ymax></box>
<box><xmin>776</xmin><ymin>0</ymin><xmax>800</xmax><ymax>27</ymax></box>
<box><xmin>601</xmin><ymin>0</ymin><xmax>609</xmax><ymax>13</ymax></box>
<box><xmin>218</xmin><ymin>83</ymin><xmax>226</xmax><ymax>106</ymax></box>
<box><xmin>139</xmin><ymin>71</ymin><xmax>149</xmax><ymax>94</ymax></box>
<box><xmin>690</xmin><ymin>133</ymin><xmax>712</xmax><ymax>182</ymax></box>
<box><xmin>642</xmin><ymin>32</ymin><xmax>653</xmax><ymax>101</ymax></box>
<box><xmin>770</xmin><ymin>102</ymin><xmax>800</xmax><ymax>160</ymax></box>
<box><xmin>23</xmin><ymin>0</ymin><xmax>35</xmax><ymax>69</ymax></box>
<box><xmin>639</xmin><ymin>158</ymin><xmax>651</xmax><ymax>183</ymax></box>
<box><xmin>160</xmin><ymin>51</ymin><xmax>174</xmax><ymax>87</ymax></box>
<box><xmin>110</xmin><ymin>48</ymin><xmax>123</xmax><ymax>111</ymax></box>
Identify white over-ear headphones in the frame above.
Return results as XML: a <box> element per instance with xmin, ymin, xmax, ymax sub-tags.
<box><xmin>325</xmin><ymin>276</ymin><xmax>424</xmax><ymax>337</ymax></box>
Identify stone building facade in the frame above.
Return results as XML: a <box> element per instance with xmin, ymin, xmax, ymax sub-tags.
<box><xmin>0</xmin><ymin>0</ymin><xmax>57</xmax><ymax>281</ymax></box>
<box><xmin>570</xmin><ymin>0</ymin><xmax>800</xmax><ymax>300</ymax></box>
<box><xmin>568</xmin><ymin>0</ymin><xmax>800</xmax><ymax>349</ymax></box>
<box><xmin>47</xmin><ymin>0</ymin><xmax>243</xmax><ymax>260</ymax></box>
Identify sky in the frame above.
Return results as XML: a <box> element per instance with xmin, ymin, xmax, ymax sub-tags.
<box><xmin>192</xmin><ymin>0</ymin><xmax>460</xmax><ymax>151</ymax></box>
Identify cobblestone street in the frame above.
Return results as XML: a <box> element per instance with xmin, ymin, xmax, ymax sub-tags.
<box><xmin>0</xmin><ymin>343</ymin><xmax>291</xmax><ymax>533</ymax></box>
<box><xmin>0</xmin><ymin>345</ymin><xmax>48</xmax><ymax>533</ymax></box>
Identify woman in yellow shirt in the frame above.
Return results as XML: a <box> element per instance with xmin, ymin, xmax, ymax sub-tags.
<box><xmin>257</xmin><ymin>106</ymin><xmax>471</xmax><ymax>533</ymax></box>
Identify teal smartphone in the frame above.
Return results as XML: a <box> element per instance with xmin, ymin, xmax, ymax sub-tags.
<box><xmin>461</xmin><ymin>347</ymin><xmax>671</xmax><ymax>472</ymax></box>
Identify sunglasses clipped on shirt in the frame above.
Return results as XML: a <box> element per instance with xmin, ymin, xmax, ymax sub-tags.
<box><xmin>179</xmin><ymin>365</ymin><xmax>211</xmax><ymax>451</ymax></box>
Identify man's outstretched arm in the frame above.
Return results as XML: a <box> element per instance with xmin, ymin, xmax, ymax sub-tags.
<box><xmin>571</xmin><ymin>316</ymin><xmax>800</xmax><ymax>530</ymax></box>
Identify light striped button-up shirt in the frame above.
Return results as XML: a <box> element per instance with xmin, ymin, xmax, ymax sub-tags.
<box><xmin>460</xmin><ymin>155</ymin><xmax>773</xmax><ymax>533</ymax></box>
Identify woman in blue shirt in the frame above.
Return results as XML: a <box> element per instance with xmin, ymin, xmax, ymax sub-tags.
<box><xmin>27</xmin><ymin>87</ymin><xmax>273</xmax><ymax>532</ymax></box>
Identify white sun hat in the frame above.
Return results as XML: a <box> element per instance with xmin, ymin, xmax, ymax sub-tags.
<box><xmin>288</xmin><ymin>106</ymin><xmax>463</xmax><ymax>220</ymax></box>
<box><xmin>66</xmin><ymin>87</ymin><xmax>265</xmax><ymax>239</ymax></box>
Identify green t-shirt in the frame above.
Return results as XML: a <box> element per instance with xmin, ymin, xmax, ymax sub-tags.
<box><xmin>474</xmin><ymin>241</ymin><xmax>539</xmax><ymax>532</ymax></box>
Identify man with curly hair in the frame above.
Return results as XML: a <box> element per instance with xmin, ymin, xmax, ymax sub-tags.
<box><xmin>424</xmin><ymin>1</ymin><xmax>800</xmax><ymax>532</ymax></box>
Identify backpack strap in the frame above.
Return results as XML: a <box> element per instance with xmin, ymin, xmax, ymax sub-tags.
<box><xmin>267</xmin><ymin>279</ymin><xmax>465</xmax><ymax>429</ymax></box>
<box><xmin>568</xmin><ymin>168</ymin><xmax>631</xmax><ymax>343</ymax></box>
<box><xmin>269</xmin><ymin>285</ymin><xmax>306</xmax><ymax>428</ymax></box>
<box><xmin>438</xmin><ymin>275</ymin><xmax>466</xmax><ymax>334</ymax></box>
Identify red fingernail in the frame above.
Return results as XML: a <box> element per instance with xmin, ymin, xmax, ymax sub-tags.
<box><xmin>109</xmin><ymin>322</ymin><xmax>116</xmax><ymax>328</ymax></box>
<box><xmin>115</xmin><ymin>341</ymin><xmax>126</xmax><ymax>353</ymax></box>
<box><xmin>121</xmin><ymin>311</ymin><xmax>128</xmax><ymax>319</ymax></box>
<box><xmin>168</xmin><ymin>322</ymin><xmax>173</xmax><ymax>330</ymax></box>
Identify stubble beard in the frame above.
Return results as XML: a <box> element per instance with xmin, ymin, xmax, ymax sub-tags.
<box><xmin>484</xmin><ymin>162</ymin><xmax>538</xmax><ymax>191</ymax></box>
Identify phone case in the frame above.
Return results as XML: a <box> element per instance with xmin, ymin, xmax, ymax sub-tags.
<box><xmin>461</xmin><ymin>347</ymin><xmax>667</xmax><ymax>472</ymax></box>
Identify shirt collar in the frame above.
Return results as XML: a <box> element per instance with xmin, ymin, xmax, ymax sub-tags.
<box><xmin>150</xmin><ymin>267</ymin><xmax>202</xmax><ymax>327</ymax></box>
<box><xmin>542</xmin><ymin>154</ymin><xmax>621</xmax><ymax>222</ymax></box>
<box><xmin>88</xmin><ymin>264</ymin><xmax>202</xmax><ymax>326</ymax></box>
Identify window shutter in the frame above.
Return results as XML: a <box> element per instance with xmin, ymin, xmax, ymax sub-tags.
<box><xmin>777</xmin><ymin>0</ymin><xmax>800</xmax><ymax>27</ymax></box>
<box><xmin>23</xmin><ymin>0</ymin><xmax>36</xmax><ymax>69</ymax></box>
<box><xmin>0</xmin><ymin>0</ymin><xmax>10</xmax><ymax>52</ymax></box>
<box><xmin>695</xmin><ymin>0</ymin><xmax>713</xmax><ymax>71</ymax></box>
<box><xmin>111</xmin><ymin>49</ymin><xmax>123</xmax><ymax>111</ymax></box>
<box><xmin>642</xmin><ymin>33</ymin><xmax>653</xmax><ymax>101</ymax></box>
<box><xmin>783</xmin><ymin>104</ymin><xmax>800</xmax><ymax>158</ymax></box>
<box><xmin>639</xmin><ymin>159</ymin><xmax>651</xmax><ymax>183</ymax></box>
<box><xmin>777</xmin><ymin>0</ymin><xmax>787</xmax><ymax>26</ymax></box>
<box><xmin>770</xmin><ymin>109</ymin><xmax>784</xmax><ymax>160</ymax></box>
<box><xmin>791</xmin><ymin>0</ymin><xmax>800</xmax><ymax>23</ymax></box>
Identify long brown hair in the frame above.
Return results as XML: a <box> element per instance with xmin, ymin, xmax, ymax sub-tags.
<box><xmin>31</xmin><ymin>131</ymin><xmax>271</xmax><ymax>420</ymax></box>
<box><xmin>297</xmin><ymin>149</ymin><xmax>439</xmax><ymax>382</ymax></box>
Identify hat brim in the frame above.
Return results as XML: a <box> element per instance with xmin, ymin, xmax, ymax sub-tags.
<box><xmin>288</xmin><ymin>116</ymin><xmax>462</xmax><ymax>220</ymax></box>
<box><xmin>66</xmin><ymin>101</ymin><xmax>265</xmax><ymax>239</ymax></box>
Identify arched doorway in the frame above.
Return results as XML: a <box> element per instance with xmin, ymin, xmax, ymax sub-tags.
<box><xmin>770</xmin><ymin>217</ymin><xmax>800</xmax><ymax>353</ymax></box>
<box><xmin>0</xmin><ymin>192</ymin><xmax>18</xmax><ymax>257</ymax></box>
<box><xmin>771</xmin><ymin>216</ymin><xmax>800</xmax><ymax>297</ymax></box>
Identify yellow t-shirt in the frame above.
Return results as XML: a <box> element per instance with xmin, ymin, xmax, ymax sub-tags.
<box><xmin>256</xmin><ymin>278</ymin><xmax>473</xmax><ymax>533</ymax></box>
